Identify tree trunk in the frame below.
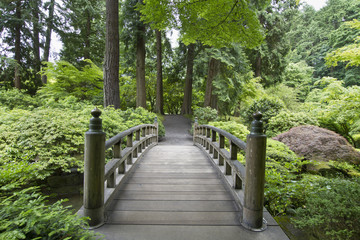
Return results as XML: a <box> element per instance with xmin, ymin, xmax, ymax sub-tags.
<box><xmin>204</xmin><ymin>57</ymin><xmax>220</xmax><ymax>107</ymax></box>
<box><xmin>136</xmin><ymin>6</ymin><xmax>146</xmax><ymax>109</ymax></box>
<box><xmin>14</xmin><ymin>0</ymin><xmax>22</xmax><ymax>89</ymax></box>
<box><xmin>32</xmin><ymin>0</ymin><xmax>41</xmax><ymax>84</ymax></box>
<box><xmin>155</xmin><ymin>29</ymin><xmax>164</xmax><ymax>114</ymax></box>
<box><xmin>42</xmin><ymin>0</ymin><xmax>55</xmax><ymax>84</ymax></box>
<box><xmin>181</xmin><ymin>43</ymin><xmax>195</xmax><ymax>115</ymax></box>
<box><xmin>84</xmin><ymin>9</ymin><xmax>91</xmax><ymax>60</ymax></box>
<box><xmin>103</xmin><ymin>0</ymin><xmax>120</xmax><ymax>109</ymax></box>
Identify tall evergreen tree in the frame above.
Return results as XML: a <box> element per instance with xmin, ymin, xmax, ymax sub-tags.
<box><xmin>121</xmin><ymin>0</ymin><xmax>147</xmax><ymax>109</ymax></box>
<box><xmin>104</xmin><ymin>0</ymin><xmax>120</xmax><ymax>109</ymax></box>
<box><xmin>57</xmin><ymin>0</ymin><xmax>106</xmax><ymax>66</ymax></box>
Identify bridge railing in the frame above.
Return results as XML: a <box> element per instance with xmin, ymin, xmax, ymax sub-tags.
<box><xmin>193</xmin><ymin>112</ymin><xmax>267</xmax><ymax>231</ymax></box>
<box><xmin>82</xmin><ymin>108</ymin><xmax>158</xmax><ymax>228</ymax></box>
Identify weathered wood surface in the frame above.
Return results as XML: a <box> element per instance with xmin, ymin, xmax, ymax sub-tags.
<box><xmin>92</xmin><ymin>116</ymin><xmax>289</xmax><ymax>240</ymax></box>
<box><xmin>105</xmin><ymin>145</ymin><xmax>240</xmax><ymax>226</ymax></box>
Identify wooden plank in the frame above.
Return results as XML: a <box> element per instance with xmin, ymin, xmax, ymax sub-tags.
<box><xmin>130</xmin><ymin>172</ymin><xmax>219</xmax><ymax>179</ymax></box>
<box><xmin>133</xmin><ymin>168</ymin><xmax>216</xmax><ymax>173</ymax></box>
<box><xmin>114</xmin><ymin>191</ymin><xmax>233</xmax><ymax>201</ymax></box>
<box><xmin>110</xmin><ymin>200</ymin><xmax>238</xmax><ymax>212</ymax></box>
<box><xmin>94</xmin><ymin>225</ymin><xmax>290</xmax><ymax>240</ymax></box>
<box><xmin>136</xmin><ymin>164</ymin><xmax>213</xmax><ymax>170</ymax></box>
<box><xmin>119</xmin><ymin>183</ymin><xmax>226</xmax><ymax>192</ymax></box>
<box><xmin>128</xmin><ymin>177</ymin><xmax>223</xmax><ymax>185</ymax></box>
<box><xmin>106</xmin><ymin>211</ymin><xmax>240</xmax><ymax>226</ymax></box>
<box><xmin>141</xmin><ymin>158</ymin><xmax>210</xmax><ymax>162</ymax></box>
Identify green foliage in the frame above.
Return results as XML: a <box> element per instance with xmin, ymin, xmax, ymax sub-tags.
<box><xmin>282</xmin><ymin>61</ymin><xmax>313</xmax><ymax>102</ymax></box>
<box><xmin>0</xmin><ymin>187</ymin><xmax>101</xmax><ymax>239</ymax></box>
<box><xmin>38</xmin><ymin>60</ymin><xmax>103</xmax><ymax>102</ymax></box>
<box><xmin>293</xmin><ymin>178</ymin><xmax>360</xmax><ymax>240</ymax></box>
<box><xmin>0</xmin><ymin>90</ymin><xmax>164</xmax><ymax>183</ymax></box>
<box><xmin>246</xmin><ymin>0</ymin><xmax>298</xmax><ymax>86</ymax></box>
<box><xmin>326</xmin><ymin>19</ymin><xmax>360</xmax><ymax>68</ymax></box>
<box><xmin>306</xmin><ymin>77</ymin><xmax>360</xmax><ymax>146</ymax></box>
<box><xmin>57</xmin><ymin>0</ymin><xmax>106</xmax><ymax>66</ymax></box>
<box><xmin>193</xmin><ymin>107</ymin><xmax>218</xmax><ymax>124</ymax></box>
<box><xmin>208</xmin><ymin>121</ymin><xmax>249</xmax><ymax>142</ymax></box>
<box><xmin>265</xmin><ymin>84</ymin><xmax>299</xmax><ymax>111</ymax></box>
<box><xmin>163</xmin><ymin>78</ymin><xmax>185</xmax><ymax>114</ymax></box>
<box><xmin>242</xmin><ymin>96</ymin><xmax>286</xmax><ymax>130</ymax></box>
<box><xmin>0</xmin><ymin>88</ymin><xmax>40</xmax><ymax>110</ymax></box>
<box><xmin>208</xmin><ymin>45</ymin><xmax>255</xmax><ymax>116</ymax></box>
<box><xmin>264</xmin><ymin>139</ymin><xmax>310</xmax><ymax>215</ymax></box>
<box><xmin>0</xmin><ymin>160</ymin><xmax>42</xmax><ymax>194</ymax></box>
<box><xmin>267</xmin><ymin>110</ymin><xmax>319</xmax><ymax>137</ymax></box>
<box><xmin>139</xmin><ymin>0</ymin><xmax>267</xmax><ymax>48</ymax></box>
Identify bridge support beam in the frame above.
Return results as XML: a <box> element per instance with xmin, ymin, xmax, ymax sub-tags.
<box><xmin>242</xmin><ymin>112</ymin><xmax>267</xmax><ymax>231</ymax></box>
<box><xmin>83</xmin><ymin>108</ymin><xmax>106</xmax><ymax>228</ymax></box>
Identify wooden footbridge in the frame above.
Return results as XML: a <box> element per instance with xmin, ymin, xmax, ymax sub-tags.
<box><xmin>78</xmin><ymin>109</ymin><xmax>289</xmax><ymax>240</ymax></box>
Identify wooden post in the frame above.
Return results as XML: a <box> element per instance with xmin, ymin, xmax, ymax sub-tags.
<box><xmin>154</xmin><ymin>116</ymin><xmax>159</xmax><ymax>143</ymax></box>
<box><xmin>83</xmin><ymin>107</ymin><xmax>106</xmax><ymax>228</ymax></box>
<box><xmin>193</xmin><ymin>117</ymin><xmax>198</xmax><ymax>144</ymax></box>
<box><xmin>242</xmin><ymin>112</ymin><xmax>267</xmax><ymax>231</ymax></box>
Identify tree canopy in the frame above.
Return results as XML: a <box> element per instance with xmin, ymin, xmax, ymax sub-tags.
<box><xmin>138</xmin><ymin>0</ymin><xmax>270</xmax><ymax>48</ymax></box>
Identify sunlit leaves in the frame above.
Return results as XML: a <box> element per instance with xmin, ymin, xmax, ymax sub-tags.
<box><xmin>139</xmin><ymin>0</ymin><xmax>268</xmax><ymax>48</ymax></box>
<box><xmin>325</xmin><ymin>21</ymin><xmax>360</xmax><ymax>67</ymax></box>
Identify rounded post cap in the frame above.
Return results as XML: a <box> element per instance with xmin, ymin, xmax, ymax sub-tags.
<box><xmin>91</xmin><ymin>107</ymin><xmax>102</xmax><ymax>118</ymax></box>
<box><xmin>250</xmin><ymin>111</ymin><xmax>264</xmax><ymax>135</ymax></box>
<box><xmin>89</xmin><ymin>107</ymin><xmax>103</xmax><ymax>132</ymax></box>
<box><xmin>195</xmin><ymin>117</ymin><xmax>198</xmax><ymax>124</ymax></box>
<box><xmin>253</xmin><ymin>111</ymin><xmax>262</xmax><ymax>121</ymax></box>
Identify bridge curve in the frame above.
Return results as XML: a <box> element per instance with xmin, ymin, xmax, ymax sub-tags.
<box><xmin>81</xmin><ymin>114</ymin><xmax>288</xmax><ymax>239</ymax></box>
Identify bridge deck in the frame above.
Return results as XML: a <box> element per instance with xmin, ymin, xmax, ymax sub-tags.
<box><xmin>92</xmin><ymin>116</ymin><xmax>288</xmax><ymax>240</ymax></box>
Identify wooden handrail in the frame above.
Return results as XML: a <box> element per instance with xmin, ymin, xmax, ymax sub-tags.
<box><xmin>193</xmin><ymin>112</ymin><xmax>267</xmax><ymax>232</ymax></box>
<box><xmin>82</xmin><ymin>108</ymin><xmax>158</xmax><ymax>228</ymax></box>
<box><xmin>193</xmin><ymin>124</ymin><xmax>247</xmax><ymax>199</ymax></box>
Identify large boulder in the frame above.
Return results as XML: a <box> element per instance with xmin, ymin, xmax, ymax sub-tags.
<box><xmin>273</xmin><ymin>125</ymin><xmax>360</xmax><ymax>164</ymax></box>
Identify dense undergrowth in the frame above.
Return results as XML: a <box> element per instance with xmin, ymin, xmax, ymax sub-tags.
<box><xmin>0</xmin><ymin>88</ymin><xmax>164</xmax><ymax>239</ymax></box>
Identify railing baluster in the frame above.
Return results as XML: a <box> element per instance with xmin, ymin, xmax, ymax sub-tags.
<box><xmin>209</xmin><ymin>129</ymin><xmax>216</xmax><ymax>154</ymax></box>
<box><xmin>219</xmin><ymin>134</ymin><xmax>225</xmax><ymax>165</ymax></box>
<box><xmin>225</xmin><ymin>161</ymin><xmax>231</xmax><ymax>175</ymax></box>
<box><xmin>114</xmin><ymin>140</ymin><xmax>121</xmax><ymax>158</ymax></box>
<box><xmin>230</xmin><ymin>141</ymin><xmax>237</xmax><ymax>160</ymax></box>
<box><xmin>107</xmin><ymin>171</ymin><xmax>115</xmax><ymax>188</ymax></box>
<box><xmin>235</xmin><ymin>174</ymin><xmax>242</xmax><ymax>189</ymax></box>
<box><xmin>127</xmin><ymin>133</ymin><xmax>133</xmax><ymax>164</ymax></box>
<box><xmin>114</xmin><ymin>140</ymin><xmax>125</xmax><ymax>174</ymax></box>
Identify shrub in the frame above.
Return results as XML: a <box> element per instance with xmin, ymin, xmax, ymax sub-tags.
<box><xmin>0</xmin><ymin>88</ymin><xmax>40</xmax><ymax>110</ymax></box>
<box><xmin>267</xmin><ymin>110</ymin><xmax>319</xmax><ymax>137</ymax></box>
<box><xmin>265</xmin><ymin>84</ymin><xmax>300</xmax><ymax>110</ymax></box>
<box><xmin>242</xmin><ymin>96</ymin><xmax>286</xmax><ymax>131</ymax></box>
<box><xmin>293</xmin><ymin>178</ymin><xmax>360</xmax><ymax>240</ymax></box>
<box><xmin>0</xmin><ymin>99</ymin><xmax>164</xmax><ymax>182</ymax></box>
<box><xmin>264</xmin><ymin>139</ymin><xmax>310</xmax><ymax>215</ymax></box>
<box><xmin>38</xmin><ymin>60</ymin><xmax>103</xmax><ymax>101</ymax></box>
<box><xmin>208</xmin><ymin>121</ymin><xmax>249</xmax><ymax>141</ymax></box>
<box><xmin>0</xmin><ymin>187</ymin><xmax>101</xmax><ymax>239</ymax></box>
<box><xmin>194</xmin><ymin>107</ymin><xmax>218</xmax><ymax>124</ymax></box>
